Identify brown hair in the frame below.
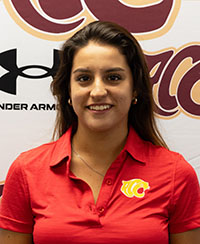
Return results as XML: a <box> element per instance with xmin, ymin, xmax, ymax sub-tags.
<box><xmin>51</xmin><ymin>21</ymin><xmax>168</xmax><ymax>148</ymax></box>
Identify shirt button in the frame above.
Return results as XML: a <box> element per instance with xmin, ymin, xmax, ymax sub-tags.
<box><xmin>98</xmin><ymin>207</ymin><xmax>105</xmax><ymax>213</ymax></box>
<box><xmin>105</xmin><ymin>179</ymin><xmax>112</xmax><ymax>185</ymax></box>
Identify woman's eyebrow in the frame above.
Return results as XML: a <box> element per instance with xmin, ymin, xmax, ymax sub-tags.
<box><xmin>72</xmin><ymin>68</ymin><xmax>90</xmax><ymax>74</ymax></box>
<box><xmin>104</xmin><ymin>67</ymin><xmax>125</xmax><ymax>73</ymax></box>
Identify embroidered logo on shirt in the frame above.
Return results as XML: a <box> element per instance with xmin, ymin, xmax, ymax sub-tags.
<box><xmin>121</xmin><ymin>179</ymin><xmax>150</xmax><ymax>198</ymax></box>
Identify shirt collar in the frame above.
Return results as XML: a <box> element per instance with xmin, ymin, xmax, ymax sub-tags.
<box><xmin>124</xmin><ymin>127</ymin><xmax>150</xmax><ymax>164</ymax></box>
<box><xmin>49</xmin><ymin>126</ymin><xmax>150</xmax><ymax>167</ymax></box>
<box><xmin>49</xmin><ymin>127</ymin><xmax>72</xmax><ymax>167</ymax></box>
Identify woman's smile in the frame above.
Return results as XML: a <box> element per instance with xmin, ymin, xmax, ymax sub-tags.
<box><xmin>87</xmin><ymin>104</ymin><xmax>113</xmax><ymax>112</ymax></box>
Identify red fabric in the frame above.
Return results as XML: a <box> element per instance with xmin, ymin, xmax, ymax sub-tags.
<box><xmin>0</xmin><ymin>127</ymin><xmax>200</xmax><ymax>244</ymax></box>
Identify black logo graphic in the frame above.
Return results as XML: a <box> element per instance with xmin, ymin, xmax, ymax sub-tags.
<box><xmin>0</xmin><ymin>49</ymin><xmax>60</xmax><ymax>95</ymax></box>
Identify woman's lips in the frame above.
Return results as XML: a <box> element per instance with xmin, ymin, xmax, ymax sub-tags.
<box><xmin>88</xmin><ymin>104</ymin><xmax>112</xmax><ymax>111</ymax></box>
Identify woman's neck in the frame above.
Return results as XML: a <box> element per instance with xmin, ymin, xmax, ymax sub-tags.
<box><xmin>72</xmin><ymin>124</ymin><xmax>129</xmax><ymax>158</ymax></box>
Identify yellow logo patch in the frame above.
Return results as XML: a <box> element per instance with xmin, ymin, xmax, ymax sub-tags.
<box><xmin>121</xmin><ymin>179</ymin><xmax>150</xmax><ymax>198</ymax></box>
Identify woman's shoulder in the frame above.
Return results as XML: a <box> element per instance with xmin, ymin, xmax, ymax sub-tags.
<box><xmin>21</xmin><ymin>140</ymin><xmax>57</xmax><ymax>158</ymax></box>
<box><xmin>148</xmin><ymin>143</ymin><xmax>198</xmax><ymax>179</ymax></box>
<box><xmin>148</xmin><ymin>141</ymin><xmax>183</xmax><ymax>162</ymax></box>
<box><xmin>11</xmin><ymin>129</ymin><xmax>72</xmax><ymax>171</ymax></box>
<box><xmin>7</xmin><ymin>141</ymin><xmax>58</xmax><ymax>177</ymax></box>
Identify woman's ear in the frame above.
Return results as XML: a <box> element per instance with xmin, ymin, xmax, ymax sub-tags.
<box><xmin>68</xmin><ymin>98</ymin><xmax>72</xmax><ymax>106</ymax></box>
<box><xmin>67</xmin><ymin>83</ymin><xmax>72</xmax><ymax>105</ymax></box>
<box><xmin>132</xmin><ymin>90</ymin><xmax>137</xmax><ymax>99</ymax></box>
<box><xmin>132</xmin><ymin>90</ymin><xmax>138</xmax><ymax>105</ymax></box>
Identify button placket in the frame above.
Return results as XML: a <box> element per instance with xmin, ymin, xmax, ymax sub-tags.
<box><xmin>94</xmin><ymin>156</ymin><xmax>125</xmax><ymax>216</ymax></box>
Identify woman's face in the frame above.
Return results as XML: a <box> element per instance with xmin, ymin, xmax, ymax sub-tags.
<box><xmin>69</xmin><ymin>41</ymin><xmax>135</xmax><ymax>133</ymax></box>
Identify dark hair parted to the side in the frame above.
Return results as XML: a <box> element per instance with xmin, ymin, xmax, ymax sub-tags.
<box><xmin>51</xmin><ymin>21</ymin><xmax>168</xmax><ymax>148</ymax></box>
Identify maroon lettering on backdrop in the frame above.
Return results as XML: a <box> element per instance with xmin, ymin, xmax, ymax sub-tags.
<box><xmin>146</xmin><ymin>50</ymin><xmax>177</xmax><ymax>117</ymax></box>
<box><xmin>38</xmin><ymin>0</ymin><xmax>82</xmax><ymax>19</ymax></box>
<box><xmin>0</xmin><ymin>185</ymin><xmax>3</xmax><ymax>196</ymax></box>
<box><xmin>10</xmin><ymin>0</ymin><xmax>84</xmax><ymax>33</ymax></box>
<box><xmin>84</xmin><ymin>0</ymin><xmax>173</xmax><ymax>33</ymax></box>
<box><xmin>178</xmin><ymin>63</ymin><xmax>200</xmax><ymax>116</ymax></box>
<box><xmin>146</xmin><ymin>45</ymin><xmax>200</xmax><ymax>117</ymax></box>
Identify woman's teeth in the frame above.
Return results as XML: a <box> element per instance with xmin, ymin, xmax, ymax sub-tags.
<box><xmin>88</xmin><ymin>105</ymin><xmax>111</xmax><ymax>111</ymax></box>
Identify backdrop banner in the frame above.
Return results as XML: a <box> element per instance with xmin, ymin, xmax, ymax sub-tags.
<box><xmin>0</xmin><ymin>0</ymin><xmax>200</xmax><ymax>195</ymax></box>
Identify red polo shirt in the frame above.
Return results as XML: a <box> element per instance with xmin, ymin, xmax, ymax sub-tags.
<box><xmin>0</xmin><ymin>127</ymin><xmax>200</xmax><ymax>244</ymax></box>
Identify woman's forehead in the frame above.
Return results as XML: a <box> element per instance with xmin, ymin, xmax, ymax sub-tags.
<box><xmin>72</xmin><ymin>42</ymin><xmax>130</xmax><ymax>71</ymax></box>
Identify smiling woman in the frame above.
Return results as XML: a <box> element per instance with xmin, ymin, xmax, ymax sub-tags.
<box><xmin>51</xmin><ymin>21</ymin><xmax>167</xmax><ymax>147</ymax></box>
<box><xmin>0</xmin><ymin>21</ymin><xmax>200</xmax><ymax>244</ymax></box>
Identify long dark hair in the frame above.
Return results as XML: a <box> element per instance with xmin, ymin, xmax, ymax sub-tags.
<box><xmin>51</xmin><ymin>21</ymin><xmax>168</xmax><ymax>148</ymax></box>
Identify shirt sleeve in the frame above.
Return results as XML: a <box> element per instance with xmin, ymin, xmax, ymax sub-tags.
<box><xmin>169</xmin><ymin>154</ymin><xmax>200</xmax><ymax>233</ymax></box>
<box><xmin>0</xmin><ymin>156</ymin><xmax>34</xmax><ymax>233</ymax></box>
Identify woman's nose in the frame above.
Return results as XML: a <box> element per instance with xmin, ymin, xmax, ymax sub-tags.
<box><xmin>90</xmin><ymin>79</ymin><xmax>107</xmax><ymax>98</ymax></box>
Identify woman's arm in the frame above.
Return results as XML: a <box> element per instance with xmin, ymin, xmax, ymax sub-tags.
<box><xmin>170</xmin><ymin>228</ymin><xmax>200</xmax><ymax>244</ymax></box>
<box><xmin>0</xmin><ymin>229</ymin><xmax>33</xmax><ymax>244</ymax></box>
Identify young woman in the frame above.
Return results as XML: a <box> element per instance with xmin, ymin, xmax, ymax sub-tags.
<box><xmin>0</xmin><ymin>21</ymin><xmax>200</xmax><ymax>244</ymax></box>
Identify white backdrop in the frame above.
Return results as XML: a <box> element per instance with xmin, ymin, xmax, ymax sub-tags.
<box><xmin>0</xmin><ymin>0</ymin><xmax>200</xmax><ymax>188</ymax></box>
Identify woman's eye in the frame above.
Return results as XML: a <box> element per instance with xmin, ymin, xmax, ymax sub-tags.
<box><xmin>107</xmin><ymin>74</ymin><xmax>121</xmax><ymax>81</ymax></box>
<box><xmin>76</xmin><ymin>75</ymin><xmax>90</xmax><ymax>82</ymax></box>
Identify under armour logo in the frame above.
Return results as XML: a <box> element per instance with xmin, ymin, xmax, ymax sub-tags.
<box><xmin>0</xmin><ymin>49</ymin><xmax>60</xmax><ymax>95</ymax></box>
